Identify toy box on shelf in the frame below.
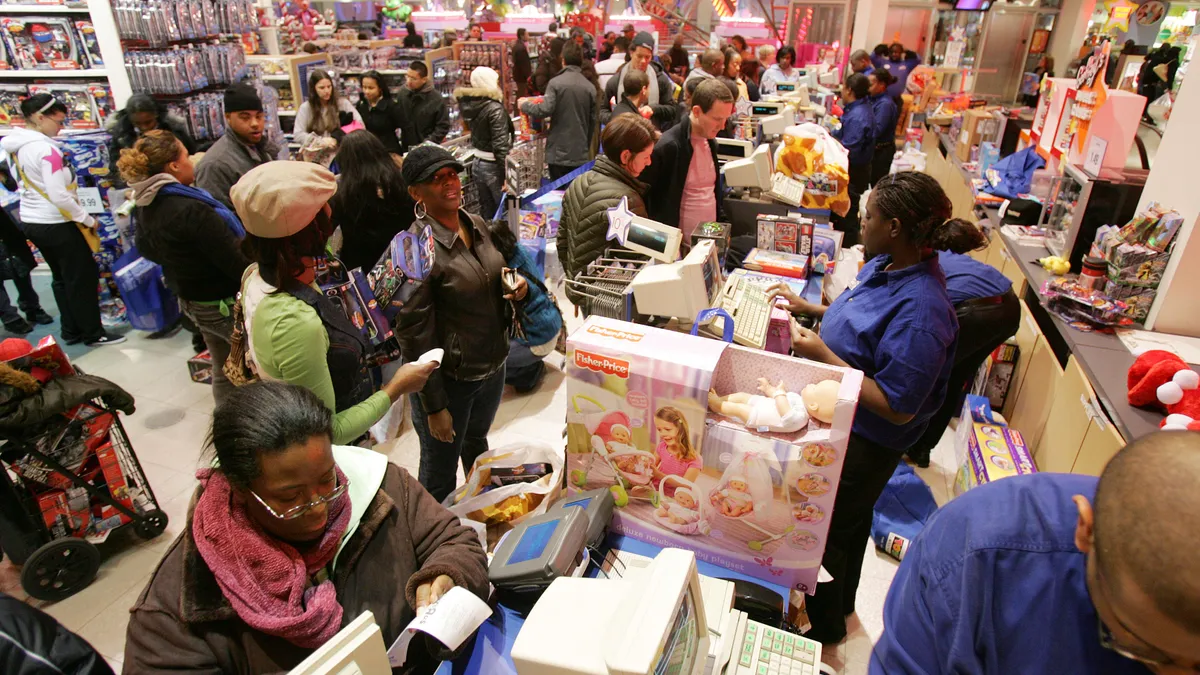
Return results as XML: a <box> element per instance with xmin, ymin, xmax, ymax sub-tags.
<box><xmin>564</xmin><ymin>316</ymin><xmax>863</xmax><ymax>594</ymax></box>
<box><xmin>954</xmin><ymin>394</ymin><xmax>1036</xmax><ymax>495</ymax></box>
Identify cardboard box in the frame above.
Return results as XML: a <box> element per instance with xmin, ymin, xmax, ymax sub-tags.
<box><xmin>955</xmin><ymin>107</ymin><xmax>1002</xmax><ymax>162</ymax></box>
<box><xmin>756</xmin><ymin>215</ymin><xmax>814</xmax><ymax>258</ymax></box>
<box><xmin>188</xmin><ymin>350</ymin><xmax>213</xmax><ymax>384</ymax></box>
<box><xmin>954</xmin><ymin>395</ymin><xmax>1037</xmax><ymax>495</ymax></box>
<box><xmin>565</xmin><ymin>317</ymin><xmax>862</xmax><ymax>594</ymax></box>
<box><xmin>94</xmin><ymin>442</ymin><xmax>134</xmax><ymax>509</ymax></box>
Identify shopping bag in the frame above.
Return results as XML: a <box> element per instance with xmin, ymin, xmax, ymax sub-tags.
<box><xmin>442</xmin><ymin>441</ymin><xmax>564</xmax><ymax>532</ymax></box>
<box><xmin>871</xmin><ymin>462</ymin><xmax>938</xmax><ymax>561</ymax></box>
<box><xmin>773</xmin><ymin>123</ymin><xmax>852</xmax><ymax>216</ymax></box>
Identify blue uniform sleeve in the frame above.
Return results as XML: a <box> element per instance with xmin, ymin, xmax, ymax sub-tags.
<box><xmin>872</xmin><ymin>99</ymin><xmax>897</xmax><ymax>142</ymax></box>
<box><xmin>873</xmin><ymin>322</ymin><xmax>953</xmax><ymax>415</ymax></box>
<box><xmin>869</xmin><ymin>529</ymin><xmax>953</xmax><ymax>675</ymax></box>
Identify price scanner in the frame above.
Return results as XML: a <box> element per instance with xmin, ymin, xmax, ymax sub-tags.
<box><xmin>547</xmin><ymin>487</ymin><xmax>615</xmax><ymax>550</ymax></box>
<box><xmin>488</xmin><ymin>508</ymin><xmax>589</xmax><ymax>595</ymax></box>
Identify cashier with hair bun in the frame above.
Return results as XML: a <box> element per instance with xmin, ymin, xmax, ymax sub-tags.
<box><xmin>767</xmin><ymin>171</ymin><xmax>959</xmax><ymax>645</ymax></box>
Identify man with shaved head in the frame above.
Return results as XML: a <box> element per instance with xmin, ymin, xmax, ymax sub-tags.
<box><xmin>871</xmin><ymin>431</ymin><xmax>1200</xmax><ymax>674</ymax></box>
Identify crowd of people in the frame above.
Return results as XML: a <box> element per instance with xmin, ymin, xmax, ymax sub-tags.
<box><xmin>2</xmin><ymin>24</ymin><xmax>1197</xmax><ymax>675</ymax></box>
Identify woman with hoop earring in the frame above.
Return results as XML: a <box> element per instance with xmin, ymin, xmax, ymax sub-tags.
<box><xmin>393</xmin><ymin>145</ymin><xmax>526</xmax><ymax>502</ymax></box>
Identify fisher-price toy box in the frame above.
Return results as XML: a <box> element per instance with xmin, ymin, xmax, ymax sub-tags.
<box><xmin>565</xmin><ymin>316</ymin><xmax>862</xmax><ymax>594</ymax></box>
<box><xmin>954</xmin><ymin>395</ymin><xmax>1037</xmax><ymax>495</ymax></box>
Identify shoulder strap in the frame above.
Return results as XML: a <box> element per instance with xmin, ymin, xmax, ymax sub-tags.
<box><xmin>11</xmin><ymin>154</ymin><xmax>74</xmax><ymax>222</ymax></box>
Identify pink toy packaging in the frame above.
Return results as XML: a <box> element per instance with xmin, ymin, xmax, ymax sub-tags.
<box><xmin>565</xmin><ymin>316</ymin><xmax>862</xmax><ymax>594</ymax></box>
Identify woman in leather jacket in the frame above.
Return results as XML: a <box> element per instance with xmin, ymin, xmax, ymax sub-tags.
<box><xmin>453</xmin><ymin>66</ymin><xmax>513</xmax><ymax>220</ymax></box>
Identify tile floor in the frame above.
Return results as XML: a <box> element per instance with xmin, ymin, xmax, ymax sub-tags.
<box><xmin>0</xmin><ymin>318</ymin><xmax>962</xmax><ymax>675</ymax></box>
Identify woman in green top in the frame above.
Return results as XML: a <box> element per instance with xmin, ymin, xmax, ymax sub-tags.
<box><xmin>230</xmin><ymin>160</ymin><xmax>436</xmax><ymax>444</ymax></box>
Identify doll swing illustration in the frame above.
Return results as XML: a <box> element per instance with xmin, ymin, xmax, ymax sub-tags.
<box><xmin>652</xmin><ymin>474</ymin><xmax>711</xmax><ymax>536</ymax></box>
<box><xmin>568</xmin><ymin>394</ymin><xmax>660</xmax><ymax>508</ymax></box>
<box><xmin>707</xmin><ymin>447</ymin><xmax>793</xmax><ymax>551</ymax></box>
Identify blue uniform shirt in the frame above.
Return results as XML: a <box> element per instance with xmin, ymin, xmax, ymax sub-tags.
<box><xmin>832</xmin><ymin>97</ymin><xmax>875</xmax><ymax>167</ymax></box>
<box><xmin>871</xmin><ymin>474</ymin><xmax>1153</xmax><ymax>675</ymax></box>
<box><xmin>819</xmin><ymin>254</ymin><xmax>957</xmax><ymax>450</ymax></box>
<box><xmin>939</xmin><ymin>251</ymin><xmax>1013</xmax><ymax>305</ymax></box>
<box><xmin>867</xmin><ymin>91</ymin><xmax>899</xmax><ymax>145</ymax></box>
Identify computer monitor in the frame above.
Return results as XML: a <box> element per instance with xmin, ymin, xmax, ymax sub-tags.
<box><xmin>620</xmin><ymin>215</ymin><xmax>683</xmax><ymax>263</ymax></box>
<box><xmin>629</xmin><ymin>239</ymin><xmax>723</xmax><ymax>321</ymax></box>
<box><xmin>722</xmin><ymin>144</ymin><xmax>772</xmax><ymax>191</ymax></box>
<box><xmin>715</xmin><ymin>137</ymin><xmax>754</xmax><ymax>162</ymax></box>
<box><xmin>511</xmin><ymin>548</ymin><xmax>710</xmax><ymax>675</ymax></box>
<box><xmin>760</xmin><ymin>113</ymin><xmax>791</xmax><ymax>137</ymax></box>
<box><xmin>750</xmin><ymin>101</ymin><xmax>785</xmax><ymax>117</ymax></box>
<box><xmin>288</xmin><ymin>612</ymin><xmax>391</xmax><ymax>675</ymax></box>
<box><xmin>774</xmin><ymin>81</ymin><xmax>796</xmax><ymax>93</ymax></box>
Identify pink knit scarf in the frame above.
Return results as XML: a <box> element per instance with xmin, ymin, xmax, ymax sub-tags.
<box><xmin>191</xmin><ymin>467</ymin><xmax>351</xmax><ymax>648</ymax></box>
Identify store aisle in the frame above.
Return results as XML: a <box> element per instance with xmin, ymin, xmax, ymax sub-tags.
<box><xmin>0</xmin><ymin>325</ymin><xmax>961</xmax><ymax>675</ymax></box>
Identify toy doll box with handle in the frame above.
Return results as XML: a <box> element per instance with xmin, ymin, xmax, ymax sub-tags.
<box><xmin>565</xmin><ymin>316</ymin><xmax>862</xmax><ymax>594</ymax></box>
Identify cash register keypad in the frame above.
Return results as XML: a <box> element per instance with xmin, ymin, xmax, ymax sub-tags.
<box><xmin>736</xmin><ymin>622</ymin><xmax>821</xmax><ymax>675</ymax></box>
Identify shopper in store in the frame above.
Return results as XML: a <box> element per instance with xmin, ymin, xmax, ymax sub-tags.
<box><xmin>330</xmin><ymin>131</ymin><xmax>416</xmax><ymax>272</ymax></box>
<box><xmin>684</xmin><ymin>48</ymin><xmax>724</xmax><ymax>90</ymax></box>
<box><xmin>397</xmin><ymin>61</ymin><xmax>452</xmax><ymax>152</ymax></box>
<box><xmin>766</xmin><ymin>171</ymin><xmax>959</xmax><ymax>645</ymax></box>
<box><xmin>106</xmin><ymin>92</ymin><xmax>198</xmax><ymax>173</ymax></box>
<box><xmin>466</xmin><ymin>23</ymin><xmax>484</xmax><ymax>41</ymax></box>
<box><xmin>872</xmin><ymin>431</ymin><xmax>1200</xmax><ymax>673</ymax></box>
<box><xmin>641</xmin><ymin>79</ymin><xmax>733</xmax><ymax>239</ymax></box>
<box><xmin>905</xmin><ymin>220</ymin><xmax>1017</xmax><ymax>468</ymax></box>
<box><xmin>513</xmin><ymin>28</ymin><xmax>533</xmax><ymax>100</ymax></box>
<box><xmin>196</xmin><ymin>84</ymin><xmax>280</xmax><ymax>211</ymax></box>
<box><xmin>123</xmin><ymin>380</ymin><xmax>489</xmax><ymax>674</ymax></box>
<box><xmin>293</xmin><ymin>70</ymin><xmax>364</xmax><ymax>148</ymax></box>
<box><xmin>831</xmin><ymin>72</ymin><xmax>874</xmax><ymax>247</ymax></box>
<box><xmin>393</xmin><ymin>145</ymin><xmax>522</xmax><ymax>502</ymax></box>
<box><xmin>559</xmin><ymin>114</ymin><xmax>656</xmax><ymax>305</ymax></box>
<box><xmin>611</xmin><ymin>69</ymin><xmax>651</xmax><ymax>119</ymax></box>
<box><xmin>876</xmin><ymin>42</ymin><xmax>921</xmax><ymax>99</ymax></box>
<box><xmin>353</xmin><ymin>70</ymin><xmax>404</xmax><ymax>156</ymax></box>
<box><xmin>603</xmin><ymin>31</ymin><xmax>678</xmax><ymax>130</ymax></box>
<box><xmin>117</xmin><ymin>129</ymin><xmax>249</xmax><ymax>404</ymax></box>
<box><xmin>520</xmin><ymin>41</ymin><xmax>598</xmax><ymax>182</ymax></box>
<box><xmin>1</xmin><ymin>94</ymin><xmax>123</xmax><ymax>347</ymax></box>
<box><xmin>569</xmin><ymin>26</ymin><xmax>596</xmax><ymax>62</ymax></box>
<box><xmin>532</xmin><ymin>37</ymin><xmax>565</xmax><ymax>95</ymax></box>
<box><xmin>487</xmin><ymin>219</ymin><xmax>563</xmax><ymax>393</ymax></box>
<box><xmin>598</xmin><ymin>32</ymin><xmax>617</xmax><ymax>61</ymax></box>
<box><xmin>0</xmin><ymin>159</ymin><xmax>52</xmax><ymax>335</ymax></box>
<box><xmin>760</xmin><ymin>45</ymin><xmax>802</xmax><ymax>95</ymax></box>
<box><xmin>848</xmin><ymin>49</ymin><xmax>874</xmax><ymax>77</ymax></box>
<box><xmin>436</xmin><ymin>28</ymin><xmax>458</xmax><ymax>48</ymax></box>
<box><xmin>597</xmin><ymin>35</ymin><xmax>629</xmax><ymax>90</ymax></box>
<box><xmin>721</xmin><ymin>47</ymin><xmax>749</xmax><ymax>101</ymax></box>
<box><xmin>402</xmin><ymin>20</ymin><xmax>423</xmax><ymax>48</ymax></box>
<box><xmin>667</xmin><ymin>34</ymin><xmax>690</xmax><ymax>85</ymax></box>
<box><xmin>455</xmin><ymin>66</ymin><xmax>514</xmax><ymax>220</ymax></box>
<box><xmin>867</xmin><ymin>69</ymin><xmax>899</xmax><ymax>185</ymax></box>
<box><xmin>231</xmin><ymin>161</ymin><xmax>437</xmax><ymax>445</ymax></box>
<box><xmin>0</xmin><ymin>591</ymin><xmax>114</xmax><ymax>674</ymax></box>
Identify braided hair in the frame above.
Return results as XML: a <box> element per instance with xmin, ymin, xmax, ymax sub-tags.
<box><xmin>869</xmin><ymin>172</ymin><xmax>973</xmax><ymax>250</ymax></box>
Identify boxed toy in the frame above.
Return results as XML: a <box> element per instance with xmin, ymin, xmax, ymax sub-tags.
<box><xmin>565</xmin><ymin>316</ymin><xmax>862</xmax><ymax>594</ymax></box>
<box><xmin>73</xmin><ymin>20</ymin><xmax>102</xmax><ymax>68</ymax></box>
<box><xmin>0</xmin><ymin>84</ymin><xmax>24</xmax><ymax>126</ymax></box>
<box><xmin>743</xmin><ymin>247</ymin><xmax>811</xmax><ymax>280</ymax></box>
<box><xmin>367</xmin><ymin>225</ymin><xmax>434</xmax><ymax>321</ymax></box>
<box><xmin>953</xmin><ymin>394</ymin><xmax>1036</xmax><ymax>495</ymax></box>
<box><xmin>692</xmin><ymin>221</ymin><xmax>731</xmax><ymax>267</ymax></box>
<box><xmin>756</xmin><ymin>214</ymin><xmax>813</xmax><ymax>257</ymax></box>
<box><xmin>810</xmin><ymin>225</ymin><xmax>843</xmax><ymax>275</ymax></box>
<box><xmin>188</xmin><ymin>350</ymin><xmax>212</xmax><ymax>384</ymax></box>
<box><xmin>1</xmin><ymin>16</ymin><xmax>82</xmax><ymax>70</ymax></box>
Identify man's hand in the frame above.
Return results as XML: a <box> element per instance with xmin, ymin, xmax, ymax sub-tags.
<box><xmin>415</xmin><ymin>574</ymin><xmax>456</xmax><ymax>612</ymax></box>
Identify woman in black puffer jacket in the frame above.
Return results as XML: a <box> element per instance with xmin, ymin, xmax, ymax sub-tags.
<box><xmin>454</xmin><ymin>66</ymin><xmax>514</xmax><ymax>220</ymax></box>
<box><xmin>107</xmin><ymin>93</ymin><xmax>198</xmax><ymax>181</ymax></box>
<box><xmin>559</xmin><ymin>114</ymin><xmax>656</xmax><ymax>306</ymax></box>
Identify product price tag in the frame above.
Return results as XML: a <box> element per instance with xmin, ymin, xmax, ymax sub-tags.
<box><xmin>77</xmin><ymin>187</ymin><xmax>105</xmax><ymax>214</ymax></box>
<box><xmin>1083</xmin><ymin>136</ymin><xmax>1107</xmax><ymax>177</ymax></box>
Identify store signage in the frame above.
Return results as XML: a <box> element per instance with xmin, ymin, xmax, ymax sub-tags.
<box><xmin>77</xmin><ymin>187</ymin><xmax>105</xmax><ymax>214</ymax></box>
<box><xmin>1084</xmin><ymin>136</ymin><xmax>1108</xmax><ymax>177</ymax></box>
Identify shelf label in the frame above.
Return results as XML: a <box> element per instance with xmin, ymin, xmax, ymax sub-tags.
<box><xmin>1083</xmin><ymin>136</ymin><xmax>1107</xmax><ymax>177</ymax></box>
<box><xmin>77</xmin><ymin>187</ymin><xmax>105</xmax><ymax>214</ymax></box>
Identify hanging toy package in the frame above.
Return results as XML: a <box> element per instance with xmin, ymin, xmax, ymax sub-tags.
<box><xmin>73</xmin><ymin>20</ymin><xmax>103</xmax><ymax>69</ymax></box>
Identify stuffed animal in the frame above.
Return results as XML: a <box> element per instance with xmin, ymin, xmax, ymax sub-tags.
<box><xmin>1126</xmin><ymin>349</ymin><xmax>1200</xmax><ymax>430</ymax></box>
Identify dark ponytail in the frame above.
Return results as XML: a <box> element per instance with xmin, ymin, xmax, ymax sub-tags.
<box><xmin>869</xmin><ymin>172</ymin><xmax>954</xmax><ymax>248</ymax></box>
<box><xmin>930</xmin><ymin>218</ymin><xmax>988</xmax><ymax>254</ymax></box>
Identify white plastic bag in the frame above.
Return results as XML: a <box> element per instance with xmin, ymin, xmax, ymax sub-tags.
<box><xmin>442</xmin><ymin>441</ymin><xmax>565</xmax><ymax>530</ymax></box>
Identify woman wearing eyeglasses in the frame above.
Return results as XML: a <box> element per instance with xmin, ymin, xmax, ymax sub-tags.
<box><xmin>124</xmin><ymin>380</ymin><xmax>489</xmax><ymax>673</ymax></box>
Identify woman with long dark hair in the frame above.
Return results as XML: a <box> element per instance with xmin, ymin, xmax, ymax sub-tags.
<box><xmin>293</xmin><ymin>70</ymin><xmax>363</xmax><ymax>147</ymax></box>
<box><xmin>232</xmin><ymin>161</ymin><xmax>434</xmax><ymax>444</ymax></box>
<box><xmin>767</xmin><ymin>171</ymin><xmax>960</xmax><ymax>645</ymax></box>
<box><xmin>124</xmin><ymin>380</ymin><xmax>488</xmax><ymax>673</ymax></box>
<box><xmin>354</xmin><ymin>70</ymin><xmax>404</xmax><ymax>155</ymax></box>
<box><xmin>117</xmin><ymin>129</ymin><xmax>248</xmax><ymax>402</ymax></box>
<box><xmin>107</xmin><ymin>92</ymin><xmax>197</xmax><ymax>173</ymax></box>
<box><xmin>330</xmin><ymin>130</ymin><xmax>415</xmax><ymax>271</ymax></box>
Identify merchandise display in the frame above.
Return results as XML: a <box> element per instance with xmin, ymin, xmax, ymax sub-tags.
<box><xmin>124</xmin><ymin>43</ymin><xmax>247</xmax><ymax>95</ymax></box>
<box><xmin>953</xmin><ymin>395</ymin><xmax>1037</xmax><ymax>495</ymax></box>
<box><xmin>0</xmin><ymin>82</ymin><xmax>113</xmax><ymax>131</ymax></box>
<box><xmin>112</xmin><ymin>0</ymin><xmax>256</xmax><ymax>46</ymax></box>
<box><xmin>1</xmin><ymin>16</ymin><xmax>84</xmax><ymax>70</ymax></box>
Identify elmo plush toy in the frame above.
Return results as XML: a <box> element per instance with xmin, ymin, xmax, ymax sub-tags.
<box><xmin>1127</xmin><ymin>350</ymin><xmax>1200</xmax><ymax>430</ymax></box>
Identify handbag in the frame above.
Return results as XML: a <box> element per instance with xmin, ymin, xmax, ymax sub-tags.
<box><xmin>223</xmin><ymin>266</ymin><xmax>260</xmax><ymax>387</ymax></box>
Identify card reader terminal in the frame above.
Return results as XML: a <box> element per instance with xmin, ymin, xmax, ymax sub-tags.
<box><xmin>547</xmin><ymin>488</ymin><xmax>615</xmax><ymax>550</ymax></box>
<box><xmin>488</xmin><ymin>508</ymin><xmax>589</xmax><ymax>594</ymax></box>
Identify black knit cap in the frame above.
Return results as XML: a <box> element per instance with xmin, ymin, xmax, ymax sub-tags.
<box><xmin>224</xmin><ymin>83</ymin><xmax>263</xmax><ymax>113</ymax></box>
<box><xmin>402</xmin><ymin>144</ymin><xmax>464</xmax><ymax>186</ymax></box>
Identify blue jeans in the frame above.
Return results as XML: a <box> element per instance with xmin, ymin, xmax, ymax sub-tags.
<box><xmin>410</xmin><ymin>364</ymin><xmax>507</xmax><ymax>502</ymax></box>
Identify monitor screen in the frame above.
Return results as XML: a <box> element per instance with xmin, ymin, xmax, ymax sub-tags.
<box><xmin>953</xmin><ymin>0</ymin><xmax>991</xmax><ymax>9</ymax></box>
<box><xmin>628</xmin><ymin>221</ymin><xmax>671</xmax><ymax>254</ymax></box>
<box><xmin>654</xmin><ymin>590</ymin><xmax>699</xmax><ymax>675</ymax></box>
<box><xmin>776</xmin><ymin>82</ymin><xmax>796</xmax><ymax>92</ymax></box>
<box><xmin>751</xmin><ymin>103</ymin><xmax>781</xmax><ymax>116</ymax></box>
<box><xmin>508</xmin><ymin>519</ymin><xmax>557</xmax><ymax>564</ymax></box>
<box><xmin>716</xmin><ymin>140</ymin><xmax>750</xmax><ymax>159</ymax></box>
<box><xmin>701</xmin><ymin>245</ymin><xmax>720</xmax><ymax>303</ymax></box>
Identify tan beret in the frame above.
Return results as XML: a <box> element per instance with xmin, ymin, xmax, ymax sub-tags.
<box><xmin>230</xmin><ymin>161</ymin><xmax>338</xmax><ymax>239</ymax></box>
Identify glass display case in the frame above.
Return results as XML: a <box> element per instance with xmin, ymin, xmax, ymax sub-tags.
<box><xmin>1044</xmin><ymin>162</ymin><xmax>1148</xmax><ymax>269</ymax></box>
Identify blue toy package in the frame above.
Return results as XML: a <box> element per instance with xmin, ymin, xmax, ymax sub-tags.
<box><xmin>810</xmin><ymin>226</ymin><xmax>843</xmax><ymax>275</ymax></box>
<box><xmin>367</xmin><ymin>226</ymin><xmax>435</xmax><ymax>320</ymax></box>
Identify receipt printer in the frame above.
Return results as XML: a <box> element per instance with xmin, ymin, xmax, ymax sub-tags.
<box><xmin>547</xmin><ymin>488</ymin><xmax>615</xmax><ymax>550</ymax></box>
<box><xmin>488</xmin><ymin>508</ymin><xmax>589</xmax><ymax>596</ymax></box>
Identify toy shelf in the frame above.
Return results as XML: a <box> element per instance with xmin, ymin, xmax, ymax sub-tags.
<box><xmin>0</xmin><ymin>5</ymin><xmax>90</xmax><ymax>13</ymax></box>
<box><xmin>0</xmin><ymin>68</ymin><xmax>108</xmax><ymax>78</ymax></box>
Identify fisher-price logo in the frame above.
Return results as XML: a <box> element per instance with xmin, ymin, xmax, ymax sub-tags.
<box><xmin>586</xmin><ymin>325</ymin><xmax>644</xmax><ymax>342</ymax></box>
<box><xmin>575</xmin><ymin>350</ymin><xmax>631</xmax><ymax>378</ymax></box>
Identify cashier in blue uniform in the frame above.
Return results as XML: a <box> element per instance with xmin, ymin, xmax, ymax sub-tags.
<box><xmin>873</xmin><ymin>431</ymin><xmax>1200</xmax><ymax>674</ymax></box>
<box><xmin>831</xmin><ymin>73</ymin><xmax>874</xmax><ymax>248</ymax></box>
<box><xmin>767</xmin><ymin>171</ymin><xmax>959</xmax><ymax>645</ymax></box>
<box><xmin>907</xmin><ymin>221</ymin><xmax>1019</xmax><ymax>468</ymax></box>
<box><xmin>867</xmin><ymin>70</ymin><xmax>900</xmax><ymax>186</ymax></box>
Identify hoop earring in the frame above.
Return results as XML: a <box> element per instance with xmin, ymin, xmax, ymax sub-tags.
<box><xmin>414</xmin><ymin>200</ymin><xmax>427</xmax><ymax>221</ymax></box>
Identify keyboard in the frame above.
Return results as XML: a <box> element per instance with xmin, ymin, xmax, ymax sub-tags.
<box><xmin>714</xmin><ymin>275</ymin><xmax>773</xmax><ymax>349</ymax></box>
<box><xmin>766</xmin><ymin>173</ymin><xmax>806</xmax><ymax>207</ymax></box>
<box><xmin>723</xmin><ymin>610</ymin><xmax>823</xmax><ymax>675</ymax></box>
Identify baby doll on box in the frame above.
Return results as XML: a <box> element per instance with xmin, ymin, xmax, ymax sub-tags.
<box><xmin>565</xmin><ymin>316</ymin><xmax>862</xmax><ymax>594</ymax></box>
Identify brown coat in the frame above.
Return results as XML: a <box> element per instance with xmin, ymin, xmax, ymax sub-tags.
<box><xmin>123</xmin><ymin>463</ymin><xmax>489</xmax><ymax>674</ymax></box>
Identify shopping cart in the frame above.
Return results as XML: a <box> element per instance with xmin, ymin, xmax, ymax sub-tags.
<box><xmin>0</xmin><ymin>397</ymin><xmax>168</xmax><ymax>601</ymax></box>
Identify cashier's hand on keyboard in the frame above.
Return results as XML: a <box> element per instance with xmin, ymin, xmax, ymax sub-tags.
<box><xmin>767</xmin><ymin>283</ymin><xmax>822</xmax><ymax>317</ymax></box>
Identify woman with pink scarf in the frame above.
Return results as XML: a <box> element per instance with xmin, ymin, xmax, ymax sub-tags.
<box><xmin>123</xmin><ymin>381</ymin><xmax>488</xmax><ymax>673</ymax></box>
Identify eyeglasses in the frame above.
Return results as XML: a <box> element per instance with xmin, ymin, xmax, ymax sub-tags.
<box><xmin>248</xmin><ymin>473</ymin><xmax>348</xmax><ymax>520</ymax></box>
<box><xmin>1094</xmin><ymin>563</ymin><xmax>1200</xmax><ymax>671</ymax></box>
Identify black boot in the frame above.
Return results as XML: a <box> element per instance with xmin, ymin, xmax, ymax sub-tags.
<box><xmin>4</xmin><ymin>317</ymin><xmax>33</xmax><ymax>334</ymax></box>
<box><xmin>24</xmin><ymin>308</ymin><xmax>53</xmax><ymax>325</ymax></box>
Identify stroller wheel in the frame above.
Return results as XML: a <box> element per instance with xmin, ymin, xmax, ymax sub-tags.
<box><xmin>20</xmin><ymin>538</ymin><xmax>101</xmax><ymax>602</ymax></box>
<box><xmin>134</xmin><ymin>509</ymin><xmax>169</xmax><ymax>540</ymax></box>
<box><xmin>609</xmin><ymin>484</ymin><xmax>629</xmax><ymax>507</ymax></box>
<box><xmin>649</xmin><ymin>491</ymin><xmax>660</xmax><ymax>507</ymax></box>
<box><xmin>570</xmin><ymin>469</ymin><xmax>587</xmax><ymax>487</ymax></box>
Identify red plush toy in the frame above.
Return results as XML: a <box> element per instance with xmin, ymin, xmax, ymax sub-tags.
<box><xmin>1127</xmin><ymin>349</ymin><xmax>1200</xmax><ymax>430</ymax></box>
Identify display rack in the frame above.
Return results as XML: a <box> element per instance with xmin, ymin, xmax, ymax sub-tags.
<box><xmin>454</xmin><ymin>40</ymin><xmax>513</xmax><ymax>112</ymax></box>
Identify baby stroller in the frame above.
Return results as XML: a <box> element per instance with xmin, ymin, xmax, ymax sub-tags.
<box><xmin>567</xmin><ymin>396</ymin><xmax>659</xmax><ymax>507</ymax></box>
<box><xmin>707</xmin><ymin>447</ymin><xmax>792</xmax><ymax>551</ymax></box>
<box><xmin>652</xmin><ymin>474</ymin><xmax>711</xmax><ymax>536</ymax></box>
